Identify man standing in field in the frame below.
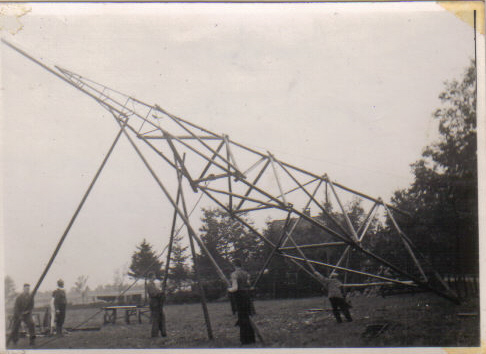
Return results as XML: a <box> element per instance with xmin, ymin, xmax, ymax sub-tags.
<box><xmin>50</xmin><ymin>279</ymin><xmax>67</xmax><ymax>336</ymax></box>
<box><xmin>228</xmin><ymin>258</ymin><xmax>255</xmax><ymax>345</ymax></box>
<box><xmin>8</xmin><ymin>283</ymin><xmax>36</xmax><ymax>346</ymax></box>
<box><xmin>314</xmin><ymin>271</ymin><xmax>353</xmax><ymax>323</ymax></box>
<box><xmin>146</xmin><ymin>272</ymin><xmax>167</xmax><ymax>338</ymax></box>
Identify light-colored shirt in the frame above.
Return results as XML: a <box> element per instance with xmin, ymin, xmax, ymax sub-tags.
<box><xmin>314</xmin><ymin>272</ymin><xmax>343</xmax><ymax>298</ymax></box>
<box><xmin>228</xmin><ymin>268</ymin><xmax>251</xmax><ymax>293</ymax></box>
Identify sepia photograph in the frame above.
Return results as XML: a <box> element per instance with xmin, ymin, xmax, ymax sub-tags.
<box><xmin>1</xmin><ymin>2</ymin><xmax>484</xmax><ymax>352</ymax></box>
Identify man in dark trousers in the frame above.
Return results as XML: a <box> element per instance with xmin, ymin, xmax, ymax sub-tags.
<box><xmin>51</xmin><ymin>279</ymin><xmax>67</xmax><ymax>336</ymax></box>
<box><xmin>146</xmin><ymin>272</ymin><xmax>166</xmax><ymax>338</ymax></box>
<box><xmin>228</xmin><ymin>258</ymin><xmax>255</xmax><ymax>345</ymax></box>
<box><xmin>314</xmin><ymin>271</ymin><xmax>352</xmax><ymax>323</ymax></box>
<box><xmin>8</xmin><ymin>283</ymin><xmax>36</xmax><ymax>346</ymax></box>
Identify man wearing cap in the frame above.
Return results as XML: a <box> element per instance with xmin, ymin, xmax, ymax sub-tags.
<box><xmin>146</xmin><ymin>272</ymin><xmax>166</xmax><ymax>338</ymax></box>
<box><xmin>228</xmin><ymin>258</ymin><xmax>255</xmax><ymax>345</ymax></box>
<box><xmin>314</xmin><ymin>271</ymin><xmax>352</xmax><ymax>323</ymax></box>
<box><xmin>50</xmin><ymin>279</ymin><xmax>67</xmax><ymax>336</ymax></box>
<box><xmin>8</xmin><ymin>283</ymin><xmax>36</xmax><ymax>346</ymax></box>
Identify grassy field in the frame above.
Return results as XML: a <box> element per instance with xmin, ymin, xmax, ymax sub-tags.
<box><xmin>7</xmin><ymin>292</ymin><xmax>479</xmax><ymax>349</ymax></box>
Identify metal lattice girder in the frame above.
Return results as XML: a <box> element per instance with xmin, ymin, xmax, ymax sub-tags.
<box><xmin>2</xmin><ymin>38</ymin><xmax>459</xmax><ymax>308</ymax></box>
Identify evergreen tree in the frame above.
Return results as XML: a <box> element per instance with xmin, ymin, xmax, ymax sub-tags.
<box><xmin>168</xmin><ymin>235</ymin><xmax>190</xmax><ymax>292</ymax></box>
<box><xmin>128</xmin><ymin>239</ymin><xmax>164</xmax><ymax>279</ymax></box>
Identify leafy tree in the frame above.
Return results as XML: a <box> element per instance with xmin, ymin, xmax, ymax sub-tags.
<box><xmin>73</xmin><ymin>275</ymin><xmax>88</xmax><ymax>293</ymax></box>
<box><xmin>73</xmin><ymin>275</ymin><xmax>89</xmax><ymax>304</ymax></box>
<box><xmin>196</xmin><ymin>208</ymin><xmax>264</xmax><ymax>280</ymax></box>
<box><xmin>259</xmin><ymin>198</ymin><xmax>384</xmax><ymax>297</ymax></box>
<box><xmin>390</xmin><ymin>60</ymin><xmax>477</xmax><ymax>275</ymax></box>
<box><xmin>113</xmin><ymin>264</ymin><xmax>129</xmax><ymax>293</ymax></box>
<box><xmin>128</xmin><ymin>239</ymin><xmax>164</xmax><ymax>279</ymax></box>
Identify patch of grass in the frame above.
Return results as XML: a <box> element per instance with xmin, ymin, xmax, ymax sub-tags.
<box><xmin>7</xmin><ymin>292</ymin><xmax>479</xmax><ymax>349</ymax></box>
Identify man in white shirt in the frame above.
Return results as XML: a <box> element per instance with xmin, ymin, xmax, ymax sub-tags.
<box><xmin>228</xmin><ymin>258</ymin><xmax>255</xmax><ymax>345</ymax></box>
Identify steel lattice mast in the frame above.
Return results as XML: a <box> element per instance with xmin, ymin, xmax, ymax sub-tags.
<box><xmin>3</xmin><ymin>38</ymin><xmax>459</xmax><ymax>341</ymax></box>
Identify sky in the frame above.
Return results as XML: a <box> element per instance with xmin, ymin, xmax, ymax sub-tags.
<box><xmin>0</xmin><ymin>3</ymin><xmax>478</xmax><ymax>292</ymax></box>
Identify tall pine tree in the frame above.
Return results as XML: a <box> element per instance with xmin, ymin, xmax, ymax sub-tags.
<box><xmin>168</xmin><ymin>235</ymin><xmax>190</xmax><ymax>292</ymax></box>
<box><xmin>128</xmin><ymin>239</ymin><xmax>164</xmax><ymax>279</ymax></box>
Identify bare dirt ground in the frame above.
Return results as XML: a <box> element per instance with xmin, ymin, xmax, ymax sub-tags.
<box><xmin>7</xmin><ymin>292</ymin><xmax>479</xmax><ymax>349</ymax></box>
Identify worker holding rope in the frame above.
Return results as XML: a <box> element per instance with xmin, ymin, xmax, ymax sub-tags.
<box><xmin>146</xmin><ymin>271</ymin><xmax>167</xmax><ymax>338</ymax></box>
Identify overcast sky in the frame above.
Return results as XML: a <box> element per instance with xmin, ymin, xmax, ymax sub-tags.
<box><xmin>1</xmin><ymin>3</ymin><xmax>477</xmax><ymax>292</ymax></box>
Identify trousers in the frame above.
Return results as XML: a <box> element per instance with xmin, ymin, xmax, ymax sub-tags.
<box><xmin>55</xmin><ymin>309</ymin><xmax>66</xmax><ymax>336</ymax></box>
<box><xmin>9</xmin><ymin>314</ymin><xmax>36</xmax><ymax>345</ymax></box>
<box><xmin>234</xmin><ymin>290</ymin><xmax>255</xmax><ymax>345</ymax></box>
<box><xmin>151</xmin><ymin>308</ymin><xmax>166</xmax><ymax>337</ymax></box>
<box><xmin>329</xmin><ymin>297</ymin><xmax>352</xmax><ymax>323</ymax></box>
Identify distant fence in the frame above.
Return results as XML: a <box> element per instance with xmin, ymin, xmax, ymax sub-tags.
<box><xmin>443</xmin><ymin>274</ymin><xmax>479</xmax><ymax>299</ymax></box>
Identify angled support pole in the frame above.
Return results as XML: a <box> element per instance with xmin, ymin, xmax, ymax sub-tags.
<box><xmin>224</xmin><ymin>135</ymin><xmax>234</xmax><ymax>213</ymax></box>
<box><xmin>200</xmin><ymin>187</ymin><xmax>348</xmax><ymax>287</ymax></box>
<box><xmin>199</xmin><ymin>186</ymin><xmax>281</xmax><ymax>210</ymax></box>
<box><xmin>326</xmin><ymin>175</ymin><xmax>360</xmax><ymax>242</ymax></box>
<box><xmin>279</xmin><ymin>242</ymin><xmax>346</xmax><ymax>250</ymax></box>
<box><xmin>254</xmin><ymin>177</ymin><xmax>320</xmax><ymax>210</ymax></box>
<box><xmin>179</xmin><ymin>173</ymin><xmax>214</xmax><ymax>340</ymax></box>
<box><xmin>280</xmin><ymin>224</ymin><xmax>317</xmax><ymax>273</ymax></box>
<box><xmin>275</xmin><ymin>161</ymin><xmax>351</xmax><ymax>238</ymax></box>
<box><xmin>252</xmin><ymin>210</ymin><xmax>293</xmax><ymax>288</ymax></box>
<box><xmin>163</xmin><ymin>131</ymin><xmax>198</xmax><ymax>192</ymax></box>
<box><xmin>235</xmin><ymin>158</ymin><xmax>270</xmax><ymax>211</ymax></box>
<box><xmin>330</xmin><ymin>247</ymin><xmax>351</xmax><ymax>278</ymax></box>
<box><xmin>382</xmin><ymin>202</ymin><xmax>454</xmax><ymax>295</ymax></box>
<box><xmin>283</xmin><ymin>254</ymin><xmax>419</xmax><ymax>286</ymax></box>
<box><xmin>113</xmin><ymin>117</ymin><xmax>230</xmax><ymax>286</ymax></box>
<box><xmin>32</xmin><ymin>118</ymin><xmax>128</xmax><ymax>296</ymax></box>
<box><xmin>382</xmin><ymin>201</ymin><xmax>428</xmax><ymax>281</ymax></box>
<box><xmin>156</xmin><ymin>125</ymin><xmax>236</xmax><ymax>182</ymax></box>
<box><xmin>198</xmin><ymin>139</ymin><xmax>225</xmax><ymax>180</ymax></box>
<box><xmin>242</xmin><ymin>156</ymin><xmax>267</xmax><ymax>176</ymax></box>
<box><xmin>279</xmin><ymin>177</ymin><xmax>324</xmax><ymax>249</ymax></box>
<box><xmin>268</xmin><ymin>152</ymin><xmax>288</xmax><ymax>206</ymax></box>
<box><xmin>358</xmin><ymin>202</ymin><xmax>379</xmax><ymax>241</ymax></box>
<box><xmin>223</xmin><ymin>134</ymin><xmax>243</xmax><ymax>178</ymax></box>
<box><xmin>162</xmin><ymin>154</ymin><xmax>185</xmax><ymax>293</ymax></box>
<box><xmin>164</xmin><ymin>112</ymin><xmax>244</xmax><ymax>179</ymax></box>
<box><xmin>331</xmin><ymin>202</ymin><xmax>379</xmax><ymax>277</ymax></box>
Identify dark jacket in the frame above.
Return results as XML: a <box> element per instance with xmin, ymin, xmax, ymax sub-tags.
<box><xmin>14</xmin><ymin>293</ymin><xmax>34</xmax><ymax>317</ymax></box>
<box><xmin>53</xmin><ymin>288</ymin><xmax>67</xmax><ymax>311</ymax></box>
<box><xmin>147</xmin><ymin>281</ymin><xmax>164</xmax><ymax>310</ymax></box>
